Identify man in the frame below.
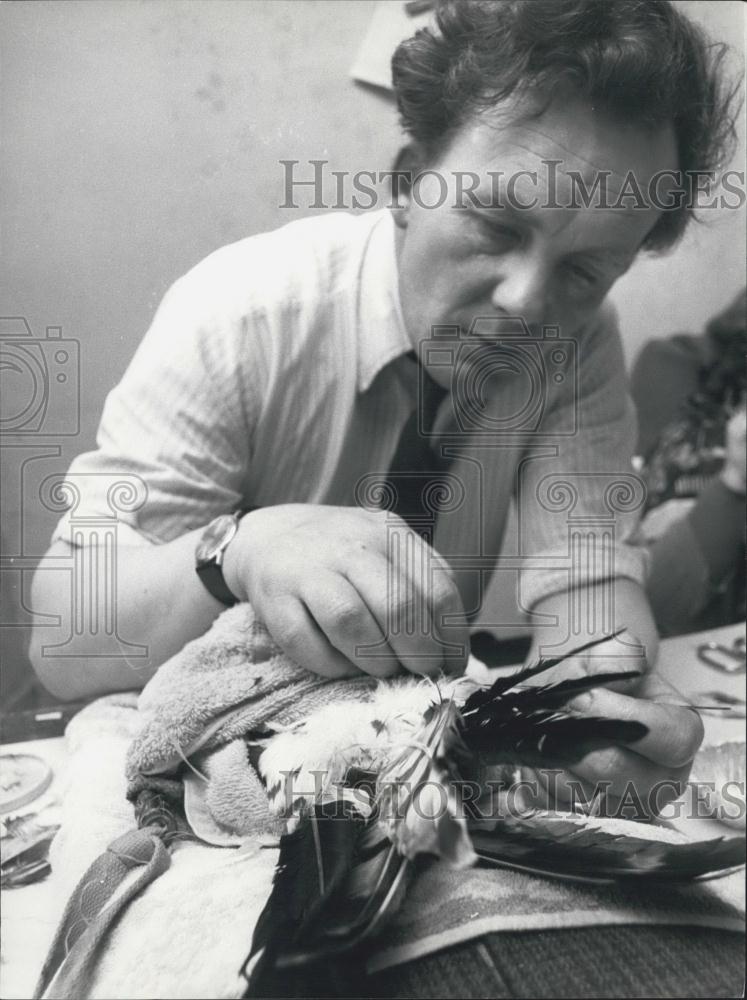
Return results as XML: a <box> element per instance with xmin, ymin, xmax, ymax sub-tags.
<box><xmin>31</xmin><ymin>0</ymin><xmax>737</xmax><ymax>815</ymax></box>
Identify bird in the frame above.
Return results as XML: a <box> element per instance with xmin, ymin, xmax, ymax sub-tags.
<box><xmin>239</xmin><ymin>631</ymin><xmax>745</xmax><ymax>997</ymax></box>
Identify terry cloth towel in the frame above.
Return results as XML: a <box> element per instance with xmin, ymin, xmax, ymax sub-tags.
<box><xmin>125</xmin><ymin>603</ymin><xmax>377</xmax><ymax>842</ymax></box>
<box><xmin>36</xmin><ymin>606</ymin><xmax>746</xmax><ymax>999</ymax></box>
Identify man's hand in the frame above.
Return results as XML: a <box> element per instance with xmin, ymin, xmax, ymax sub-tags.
<box><xmin>222</xmin><ymin>504</ymin><xmax>470</xmax><ymax>679</ymax></box>
<box><xmin>520</xmin><ymin>634</ymin><xmax>704</xmax><ymax>817</ymax></box>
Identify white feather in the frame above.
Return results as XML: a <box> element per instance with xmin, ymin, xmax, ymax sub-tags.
<box><xmin>258</xmin><ymin>675</ymin><xmax>477</xmax><ymax>815</ymax></box>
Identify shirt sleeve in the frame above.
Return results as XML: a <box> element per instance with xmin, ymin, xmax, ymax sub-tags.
<box><xmin>51</xmin><ymin>253</ymin><xmax>262</xmax><ymax>546</ymax></box>
<box><xmin>517</xmin><ymin>302</ymin><xmax>648</xmax><ymax>611</ymax></box>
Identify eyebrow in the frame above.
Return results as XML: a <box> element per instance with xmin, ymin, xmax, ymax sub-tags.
<box><xmin>469</xmin><ymin>205</ymin><xmax>637</xmax><ymax>264</ymax></box>
<box><xmin>569</xmin><ymin>247</ymin><xmax>634</xmax><ymax>267</ymax></box>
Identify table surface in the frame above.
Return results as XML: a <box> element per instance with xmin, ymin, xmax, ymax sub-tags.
<box><xmin>1</xmin><ymin>623</ymin><xmax>744</xmax><ymax>999</ymax></box>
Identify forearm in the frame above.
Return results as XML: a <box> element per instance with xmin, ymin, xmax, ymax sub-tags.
<box><xmin>29</xmin><ymin>528</ymin><xmax>224</xmax><ymax>700</ymax></box>
<box><xmin>528</xmin><ymin>577</ymin><xmax>659</xmax><ymax>669</ymax></box>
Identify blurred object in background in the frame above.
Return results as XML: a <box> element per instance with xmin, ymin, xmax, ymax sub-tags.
<box><xmin>631</xmin><ymin>288</ymin><xmax>746</xmax><ymax>636</ymax></box>
<box><xmin>350</xmin><ymin>0</ymin><xmax>433</xmax><ymax>89</ymax></box>
<box><xmin>0</xmin><ymin>753</ymin><xmax>60</xmax><ymax>888</ymax></box>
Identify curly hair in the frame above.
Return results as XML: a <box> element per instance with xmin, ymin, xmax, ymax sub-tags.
<box><xmin>392</xmin><ymin>0</ymin><xmax>741</xmax><ymax>250</ymax></box>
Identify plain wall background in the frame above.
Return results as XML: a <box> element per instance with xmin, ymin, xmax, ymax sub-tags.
<box><xmin>1</xmin><ymin>0</ymin><xmax>745</xmax><ymax>698</ymax></box>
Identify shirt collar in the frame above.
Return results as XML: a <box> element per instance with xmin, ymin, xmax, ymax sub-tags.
<box><xmin>356</xmin><ymin>210</ymin><xmax>414</xmax><ymax>393</ymax></box>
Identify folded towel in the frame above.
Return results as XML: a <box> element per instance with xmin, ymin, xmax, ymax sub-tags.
<box><xmin>124</xmin><ymin>603</ymin><xmax>378</xmax><ymax>838</ymax></box>
<box><xmin>128</xmin><ymin>603</ymin><xmax>376</xmax><ymax>776</ymax></box>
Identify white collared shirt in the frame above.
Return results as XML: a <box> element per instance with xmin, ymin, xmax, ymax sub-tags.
<box><xmin>53</xmin><ymin>209</ymin><xmax>646</xmax><ymax>610</ymax></box>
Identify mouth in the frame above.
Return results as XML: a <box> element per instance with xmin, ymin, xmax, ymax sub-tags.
<box><xmin>443</xmin><ymin>313</ymin><xmax>539</xmax><ymax>343</ymax></box>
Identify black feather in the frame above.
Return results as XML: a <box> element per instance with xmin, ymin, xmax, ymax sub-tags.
<box><xmin>241</xmin><ymin>798</ymin><xmax>366</xmax><ymax>992</ymax></box>
<box><xmin>460</xmin><ymin>629</ymin><xmax>627</xmax><ymax>716</ymax></box>
<box><xmin>470</xmin><ymin>715</ymin><xmax>648</xmax><ymax>766</ymax></box>
<box><xmin>461</xmin><ymin>668</ymin><xmax>647</xmax><ymax>762</ymax></box>
<box><xmin>471</xmin><ymin>812</ymin><xmax>747</xmax><ymax>882</ymax></box>
<box><xmin>458</xmin><ymin>630</ymin><xmax>648</xmax><ymax>767</ymax></box>
<box><xmin>462</xmin><ymin>668</ymin><xmax>640</xmax><ymax>727</ymax></box>
<box><xmin>241</xmin><ymin>800</ymin><xmax>411</xmax><ymax>995</ymax></box>
<box><xmin>292</xmin><ymin>840</ymin><xmax>410</xmax><ymax>957</ymax></box>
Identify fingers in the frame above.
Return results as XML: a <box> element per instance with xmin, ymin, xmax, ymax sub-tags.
<box><xmin>560</xmin><ymin>747</ymin><xmax>691</xmax><ymax>813</ymax></box>
<box><xmin>301</xmin><ymin>571</ymin><xmax>402</xmax><ymax>678</ymax></box>
<box><xmin>565</xmin><ymin>683</ymin><xmax>704</xmax><ymax>768</ymax></box>
<box><xmin>260</xmin><ymin>595</ymin><xmax>360</xmax><ymax>679</ymax></box>
<box><xmin>427</xmin><ymin>548</ymin><xmax>471</xmax><ymax>675</ymax></box>
<box><xmin>343</xmin><ymin>545</ymin><xmax>437</xmax><ymax>676</ymax></box>
<box><xmin>515</xmin><ymin>667</ymin><xmax>704</xmax><ymax>818</ymax></box>
<box><xmin>528</xmin><ymin>762</ymin><xmax>686</xmax><ymax>818</ymax></box>
<box><xmin>245</xmin><ymin>505</ymin><xmax>469</xmax><ymax>679</ymax></box>
<box><xmin>345</xmin><ymin>531</ymin><xmax>469</xmax><ymax>676</ymax></box>
<box><xmin>268</xmin><ymin>545</ymin><xmax>467</xmax><ymax>681</ymax></box>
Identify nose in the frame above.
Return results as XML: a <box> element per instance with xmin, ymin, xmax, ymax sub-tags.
<box><xmin>490</xmin><ymin>255</ymin><xmax>549</xmax><ymax>331</ymax></box>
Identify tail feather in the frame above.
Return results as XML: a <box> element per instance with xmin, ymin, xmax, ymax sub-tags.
<box><xmin>241</xmin><ymin>800</ymin><xmax>409</xmax><ymax>996</ymax></box>
<box><xmin>461</xmin><ymin>629</ymin><xmax>626</xmax><ymax>715</ymax></box>
<box><xmin>241</xmin><ymin>799</ymin><xmax>365</xmax><ymax>985</ymax></box>
<box><xmin>471</xmin><ymin>811</ymin><xmax>747</xmax><ymax>881</ymax></box>
<box><xmin>461</xmin><ymin>654</ymin><xmax>647</xmax><ymax>764</ymax></box>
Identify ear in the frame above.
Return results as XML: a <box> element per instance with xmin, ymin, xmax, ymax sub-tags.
<box><xmin>389</xmin><ymin>143</ymin><xmax>426</xmax><ymax>229</ymax></box>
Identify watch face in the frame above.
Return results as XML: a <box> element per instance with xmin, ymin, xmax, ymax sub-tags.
<box><xmin>195</xmin><ymin>513</ymin><xmax>239</xmax><ymax>564</ymax></box>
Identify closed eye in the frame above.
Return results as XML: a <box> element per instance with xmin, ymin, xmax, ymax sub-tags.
<box><xmin>476</xmin><ymin>216</ymin><xmax>521</xmax><ymax>252</ymax></box>
<box><xmin>566</xmin><ymin>262</ymin><xmax>599</xmax><ymax>286</ymax></box>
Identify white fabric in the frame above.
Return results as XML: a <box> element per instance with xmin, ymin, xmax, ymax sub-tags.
<box><xmin>46</xmin><ymin>696</ymin><xmax>278</xmax><ymax>1000</ymax></box>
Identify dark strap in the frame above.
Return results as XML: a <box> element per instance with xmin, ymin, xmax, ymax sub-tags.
<box><xmin>35</xmin><ymin>828</ymin><xmax>170</xmax><ymax>999</ymax></box>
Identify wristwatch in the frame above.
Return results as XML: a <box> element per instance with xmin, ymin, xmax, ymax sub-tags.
<box><xmin>195</xmin><ymin>508</ymin><xmax>253</xmax><ymax>606</ymax></box>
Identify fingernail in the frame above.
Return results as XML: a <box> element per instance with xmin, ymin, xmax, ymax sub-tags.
<box><xmin>567</xmin><ymin>691</ymin><xmax>594</xmax><ymax>712</ymax></box>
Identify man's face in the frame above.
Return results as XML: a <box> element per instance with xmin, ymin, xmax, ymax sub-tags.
<box><xmin>394</xmin><ymin>92</ymin><xmax>678</xmax><ymax>384</ymax></box>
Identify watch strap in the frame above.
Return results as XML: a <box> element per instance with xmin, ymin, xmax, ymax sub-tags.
<box><xmin>196</xmin><ymin>559</ymin><xmax>240</xmax><ymax>607</ymax></box>
<box><xmin>196</xmin><ymin>507</ymin><xmax>255</xmax><ymax>607</ymax></box>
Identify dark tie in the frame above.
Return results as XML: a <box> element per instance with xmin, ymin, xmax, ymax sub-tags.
<box><xmin>383</xmin><ymin>354</ymin><xmax>450</xmax><ymax>539</ymax></box>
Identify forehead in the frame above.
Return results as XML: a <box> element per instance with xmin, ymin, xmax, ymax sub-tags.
<box><xmin>440</xmin><ymin>93</ymin><xmax>678</xmax><ymax>203</ymax></box>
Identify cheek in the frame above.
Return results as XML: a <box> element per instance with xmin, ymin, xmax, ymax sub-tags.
<box><xmin>398</xmin><ymin>227</ymin><xmax>457</xmax><ymax>303</ymax></box>
<box><xmin>550</xmin><ymin>281</ymin><xmax>609</xmax><ymax>332</ymax></box>
<box><xmin>404</xmin><ymin>201</ymin><xmax>472</xmax><ymax>260</ymax></box>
